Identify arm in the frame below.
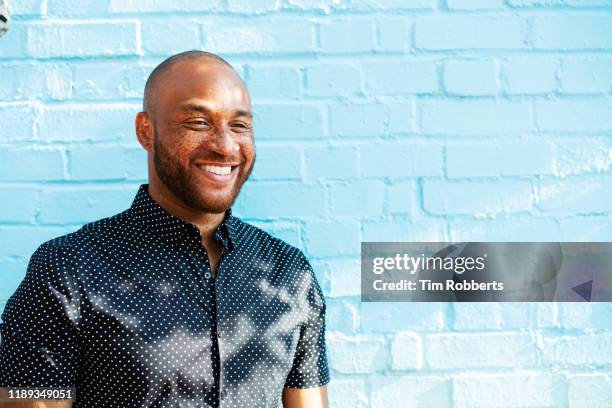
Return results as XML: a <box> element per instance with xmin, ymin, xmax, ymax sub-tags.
<box><xmin>282</xmin><ymin>385</ymin><xmax>328</xmax><ymax>408</ymax></box>
<box><xmin>0</xmin><ymin>244</ymin><xmax>80</xmax><ymax>406</ymax></box>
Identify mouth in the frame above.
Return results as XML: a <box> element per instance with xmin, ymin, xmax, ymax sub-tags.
<box><xmin>193</xmin><ymin>163</ymin><xmax>239</xmax><ymax>183</ymax></box>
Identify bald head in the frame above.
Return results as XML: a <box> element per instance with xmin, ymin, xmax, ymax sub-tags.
<box><xmin>143</xmin><ymin>50</ymin><xmax>244</xmax><ymax>114</ymax></box>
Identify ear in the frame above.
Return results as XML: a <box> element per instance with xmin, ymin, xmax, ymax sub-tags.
<box><xmin>135</xmin><ymin>111</ymin><xmax>154</xmax><ymax>153</ymax></box>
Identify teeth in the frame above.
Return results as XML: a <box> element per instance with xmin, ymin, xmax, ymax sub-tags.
<box><xmin>199</xmin><ymin>165</ymin><xmax>232</xmax><ymax>175</ymax></box>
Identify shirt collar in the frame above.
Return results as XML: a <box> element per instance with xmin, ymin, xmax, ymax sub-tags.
<box><xmin>129</xmin><ymin>184</ymin><xmax>238</xmax><ymax>250</ymax></box>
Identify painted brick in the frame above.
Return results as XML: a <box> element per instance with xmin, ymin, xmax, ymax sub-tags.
<box><xmin>124</xmin><ymin>148</ymin><xmax>148</xmax><ymax>180</ymax></box>
<box><xmin>447</xmin><ymin>140</ymin><xmax>557</xmax><ymax>179</ymax></box>
<box><xmin>251</xmin><ymin>145</ymin><xmax>301</xmax><ymax>180</ymax></box>
<box><xmin>110</xmin><ymin>0</ymin><xmax>222</xmax><ymax>13</ymax></box>
<box><xmin>226</xmin><ymin>0</ymin><xmax>281</xmax><ymax>13</ymax></box>
<box><xmin>306</xmin><ymin>63</ymin><xmax>361</xmax><ymax>97</ymax></box>
<box><xmin>377</xmin><ymin>18</ymin><xmax>411</xmax><ymax>52</ymax></box>
<box><xmin>27</xmin><ymin>22</ymin><xmax>139</xmax><ymax>58</ymax></box>
<box><xmin>330</xmin><ymin>103</ymin><xmax>387</xmax><ymax>137</ymax></box>
<box><xmin>420</xmin><ymin>100</ymin><xmax>532</xmax><ymax>135</ymax></box>
<box><xmin>303</xmin><ymin>145</ymin><xmax>360</xmax><ymax>180</ymax></box>
<box><xmin>453</xmin><ymin>373</ymin><xmax>564</xmax><ymax>408</ymax></box>
<box><xmin>363</xmin><ymin>59</ymin><xmax>438</xmax><ymax>95</ymax></box>
<box><xmin>553</xmin><ymin>138</ymin><xmax>612</xmax><ymax>177</ymax></box>
<box><xmin>235</xmin><ymin>183</ymin><xmax>326</xmax><ymax>218</ymax></box>
<box><xmin>0</xmin><ymin>148</ymin><xmax>65</xmax><ymax>181</ymax></box>
<box><xmin>424</xmin><ymin>180</ymin><xmax>534</xmax><ymax>215</ymax></box>
<box><xmin>449</xmin><ymin>219</ymin><xmax>561</xmax><ymax>242</ymax></box>
<box><xmin>559</xmin><ymin>303</ymin><xmax>612</xmax><ymax>330</ymax></box>
<box><xmin>328</xmin><ymin>379</ymin><xmax>368</xmax><ymax>408</ymax></box>
<box><xmin>536</xmin><ymin>98</ymin><xmax>612</xmax><ymax>132</ymax></box>
<box><xmin>0</xmin><ymin>22</ymin><xmax>28</xmax><ymax>59</ymax></box>
<box><xmin>141</xmin><ymin>20</ymin><xmax>201</xmax><ymax>55</ymax></box>
<box><xmin>558</xmin><ymin>216</ymin><xmax>612</xmax><ymax>241</ymax></box>
<box><xmin>452</xmin><ymin>303</ymin><xmax>530</xmax><ymax>330</ymax></box>
<box><xmin>304</xmin><ymin>220</ymin><xmax>360</xmax><ymax>258</ymax></box>
<box><xmin>203</xmin><ymin>20</ymin><xmax>315</xmax><ymax>54</ymax></box>
<box><xmin>446</xmin><ymin>0</ymin><xmax>505</xmax><ymax>9</ymax></box>
<box><xmin>329</xmin><ymin>180</ymin><xmax>385</xmax><ymax>217</ymax></box>
<box><xmin>350</xmin><ymin>0</ymin><xmax>435</xmax><ymax>10</ymax></box>
<box><xmin>541</xmin><ymin>334</ymin><xmax>612</xmax><ymax>366</ymax></box>
<box><xmin>362</xmin><ymin>219</ymin><xmax>447</xmax><ymax>242</ymax></box>
<box><xmin>444</xmin><ymin>60</ymin><xmax>497</xmax><ymax>96</ymax></box>
<box><xmin>47</xmin><ymin>0</ymin><xmax>111</xmax><ymax>16</ymax></box>
<box><xmin>504</xmin><ymin>57</ymin><xmax>558</xmax><ymax>94</ymax></box>
<box><xmin>73</xmin><ymin>63</ymin><xmax>150</xmax><ymax>100</ymax></box>
<box><xmin>69</xmin><ymin>146</ymin><xmax>129</xmax><ymax>180</ymax></box>
<box><xmin>532</xmin><ymin>16</ymin><xmax>612</xmax><ymax>50</ymax></box>
<box><xmin>568</xmin><ymin>374</ymin><xmax>612</xmax><ymax>408</ymax></box>
<box><xmin>386</xmin><ymin>181</ymin><xmax>419</xmax><ymax>215</ymax></box>
<box><xmin>360</xmin><ymin>303</ymin><xmax>447</xmax><ymax>333</ymax></box>
<box><xmin>359</xmin><ymin>142</ymin><xmax>443</xmax><ymax>178</ymax></box>
<box><xmin>446</xmin><ymin>144</ymin><xmax>499</xmax><ymax>178</ymax></box>
<box><xmin>38</xmin><ymin>188</ymin><xmax>136</xmax><ymax>224</ymax></box>
<box><xmin>387</xmin><ymin>101</ymin><xmax>416</xmax><ymax>133</ymax></box>
<box><xmin>9</xmin><ymin>0</ymin><xmax>43</xmax><ymax>16</ymax></box>
<box><xmin>327</xmin><ymin>333</ymin><xmax>387</xmax><ymax>373</ymax></box>
<box><xmin>390</xmin><ymin>332</ymin><xmax>422</xmax><ymax>370</ymax></box>
<box><xmin>539</xmin><ymin>175</ymin><xmax>612</xmax><ymax>213</ymax></box>
<box><xmin>38</xmin><ymin>104</ymin><xmax>142</xmax><ymax>142</ymax></box>
<box><xmin>326</xmin><ymin>299</ymin><xmax>359</xmax><ymax>333</ymax></box>
<box><xmin>320</xmin><ymin>20</ymin><xmax>376</xmax><ymax>53</ymax></box>
<box><xmin>246</xmin><ymin>65</ymin><xmax>301</xmax><ymax>99</ymax></box>
<box><xmin>370</xmin><ymin>376</ymin><xmax>451</xmax><ymax>408</ymax></box>
<box><xmin>0</xmin><ymin>104</ymin><xmax>37</xmax><ymax>141</ymax></box>
<box><xmin>327</xmin><ymin>259</ymin><xmax>361</xmax><ymax>297</ymax></box>
<box><xmin>0</xmin><ymin>64</ymin><xmax>72</xmax><ymax>101</ymax></box>
<box><xmin>425</xmin><ymin>333</ymin><xmax>537</xmax><ymax>369</ymax></box>
<box><xmin>560</xmin><ymin>58</ymin><xmax>612</xmax><ymax>94</ymax></box>
<box><xmin>0</xmin><ymin>188</ymin><xmax>38</xmax><ymax>223</ymax></box>
<box><xmin>253</xmin><ymin>104</ymin><xmax>324</xmax><ymax>139</ymax></box>
<box><xmin>415</xmin><ymin>16</ymin><xmax>529</xmax><ymax>50</ymax></box>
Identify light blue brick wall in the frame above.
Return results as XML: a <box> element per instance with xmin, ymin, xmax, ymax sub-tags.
<box><xmin>0</xmin><ymin>0</ymin><xmax>611</xmax><ymax>406</ymax></box>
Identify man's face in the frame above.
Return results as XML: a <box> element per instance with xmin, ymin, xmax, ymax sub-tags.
<box><xmin>148</xmin><ymin>61</ymin><xmax>255</xmax><ymax>214</ymax></box>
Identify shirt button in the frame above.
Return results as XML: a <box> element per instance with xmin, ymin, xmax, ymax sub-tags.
<box><xmin>220</xmin><ymin>390</ymin><xmax>228</xmax><ymax>400</ymax></box>
<box><xmin>204</xmin><ymin>271</ymin><xmax>211</xmax><ymax>279</ymax></box>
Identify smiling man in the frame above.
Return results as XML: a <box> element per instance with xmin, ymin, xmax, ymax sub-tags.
<box><xmin>0</xmin><ymin>51</ymin><xmax>330</xmax><ymax>408</ymax></box>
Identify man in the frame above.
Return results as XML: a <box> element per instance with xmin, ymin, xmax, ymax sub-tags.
<box><xmin>0</xmin><ymin>51</ymin><xmax>330</xmax><ymax>408</ymax></box>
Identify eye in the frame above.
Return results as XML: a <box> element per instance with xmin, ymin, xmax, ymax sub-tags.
<box><xmin>185</xmin><ymin>120</ymin><xmax>210</xmax><ymax>129</ymax></box>
<box><xmin>231</xmin><ymin>122</ymin><xmax>252</xmax><ymax>130</ymax></box>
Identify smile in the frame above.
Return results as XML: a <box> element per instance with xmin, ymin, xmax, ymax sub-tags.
<box><xmin>193</xmin><ymin>162</ymin><xmax>239</xmax><ymax>184</ymax></box>
<box><xmin>197</xmin><ymin>164</ymin><xmax>232</xmax><ymax>175</ymax></box>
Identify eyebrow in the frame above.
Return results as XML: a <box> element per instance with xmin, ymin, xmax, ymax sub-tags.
<box><xmin>179</xmin><ymin>103</ymin><xmax>253</xmax><ymax>119</ymax></box>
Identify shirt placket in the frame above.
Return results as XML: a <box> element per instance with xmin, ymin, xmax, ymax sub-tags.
<box><xmin>186</xmin><ymin>225</ymin><xmax>230</xmax><ymax>407</ymax></box>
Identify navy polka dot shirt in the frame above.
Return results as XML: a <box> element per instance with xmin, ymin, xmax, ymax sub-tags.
<box><xmin>0</xmin><ymin>184</ymin><xmax>329</xmax><ymax>407</ymax></box>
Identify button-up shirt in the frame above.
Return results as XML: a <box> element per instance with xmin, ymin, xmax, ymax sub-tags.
<box><xmin>0</xmin><ymin>184</ymin><xmax>329</xmax><ymax>407</ymax></box>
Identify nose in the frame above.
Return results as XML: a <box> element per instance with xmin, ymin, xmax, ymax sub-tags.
<box><xmin>206</xmin><ymin>126</ymin><xmax>236</xmax><ymax>155</ymax></box>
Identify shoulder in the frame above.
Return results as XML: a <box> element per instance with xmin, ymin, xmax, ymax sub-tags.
<box><xmin>232</xmin><ymin>217</ymin><xmax>310</xmax><ymax>266</ymax></box>
<box><xmin>232</xmin><ymin>217</ymin><xmax>324</xmax><ymax>299</ymax></box>
<box><xmin>31</xmin><ymin>208</ymin><xmax>135</xmax><ymax>266</ymax></box>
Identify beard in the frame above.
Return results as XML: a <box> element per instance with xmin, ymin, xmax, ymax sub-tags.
<box><xmin>152</xmin><ymin>130</ymin><xmax>254</xmax><ymax>214</ymax></box>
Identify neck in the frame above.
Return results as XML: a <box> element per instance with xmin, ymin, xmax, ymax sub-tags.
<box><xmin>147</xmin><ymin>181</ymin><xmax>225</xmax><ymax>242</ymax></box>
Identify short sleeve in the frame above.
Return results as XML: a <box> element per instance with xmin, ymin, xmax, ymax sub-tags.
<box><xmin>0</xmin><ymin>242</ymin><xmax>81</xmax><ymax>387</ymax></box>
<box><xmin>284</xmin><ymin>255</ymin><xmax>330</xmax><ymax>389</ymax></box>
